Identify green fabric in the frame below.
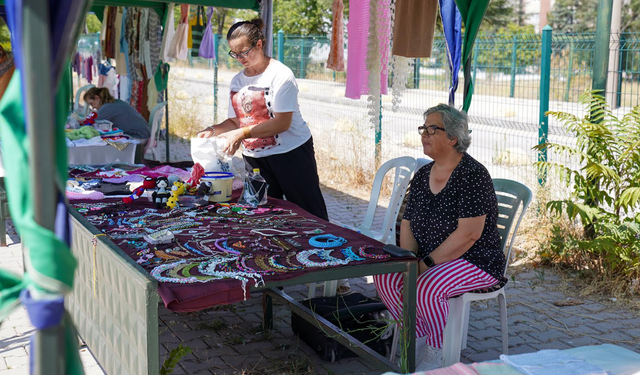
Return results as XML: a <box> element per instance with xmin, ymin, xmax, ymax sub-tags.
<box><xmin>454</xmin><ymin>0</ymin><xmax>490</xmax><ymax>112</ymax></box>
<box><xmin>66</xmin><ymin>126</ymin><xmax>100</xmax><ymax>140</ymax></box>
<box><xmin>0</xmin><ymin>66</ymin><xmax>84</xmax><ymax>374</ymax></box>
<box><xmin>155</xmin><ymin>62</ymin><xmax>170</xmax><ymax>92</ymax></box>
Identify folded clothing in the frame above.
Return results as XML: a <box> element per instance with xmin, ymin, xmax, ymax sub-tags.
<box><xmin>500</xmin><ymin>350</ymin><xmax>607</xmax><ymax>375</ymax></box>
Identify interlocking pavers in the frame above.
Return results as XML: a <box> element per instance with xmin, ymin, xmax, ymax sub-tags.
<box><xmin>1</xmin><ymin>186</ymin><xmax>639</xmax><ymax>375</ymax></box>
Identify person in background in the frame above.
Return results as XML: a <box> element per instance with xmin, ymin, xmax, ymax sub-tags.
<box><xmin>84</xmin><ymin>87</ymin><xmax>151</xmax><ymax>141</ymax></box>
<box><xmin>374</xmin><ymin>104</ymin><xmax>505</xmax><ymax>371</ymax></box>
<box><xmin>196</xmin><ymin>18</ymin><xmax>328</xmax><ymax>222</ymax></box>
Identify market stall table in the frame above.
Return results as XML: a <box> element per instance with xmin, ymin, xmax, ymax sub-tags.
<box><xmin>66</xmin><ymin>195</ymin><xmax>419</xmax><ymax>375</ymax></box>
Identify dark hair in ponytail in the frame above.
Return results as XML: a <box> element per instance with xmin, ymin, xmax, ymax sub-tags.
<box><xmin>227</xmin><ymin>18</ymin><xmax>265</xmax><ymax>47</ymax></box>
<box><xmin>84</xmin><ymin>87</ymin><xmax>115</xmax><ymax>104</ymax></box>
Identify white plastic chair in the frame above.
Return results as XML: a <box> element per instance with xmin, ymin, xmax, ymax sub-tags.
<box><xmin>143</xmin><ymin>101</ymin><xmax>167</xmax><ymax>160</ymax></box>
<box><xmin>308</xmin><ymin>156</ymin><xmax>417</xmax><ymax>299</ymax></box>
<box><xmin>389</xmin><ymin>178</ymin><xmax>532</xmax><ymax>366</ymax></box>
<box><xmin>74</xmin><ymin>84</ymin><xmax>96</xmax><ymax>116</ymax></box>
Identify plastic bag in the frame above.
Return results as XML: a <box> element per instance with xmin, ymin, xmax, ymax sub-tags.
<box><xmin>238</xmin><ymin>168</ymin><xmax>268</xmax><ymax>207</ymax></box>
<box><xmin>190</xmin><ymin>137</ymin><xmax>235</xmax><ymax>174</ymax></box>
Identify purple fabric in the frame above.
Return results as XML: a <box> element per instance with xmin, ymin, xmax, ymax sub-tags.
<box><xmin>198</xmin><ymin>7</ymin><xmax>215</xmax><ymax>59</ymax></box>
<box><xmin>20</xmin><ymin>289</ymin><xmax>65</xmax><ymax>329</ymax></box>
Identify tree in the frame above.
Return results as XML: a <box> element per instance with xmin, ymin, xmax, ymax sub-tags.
<box><xmin>622</xmin><ymin>0</ymin><xmax>640</xmax><ymax>31</ymax></box>
<box><xmin>548</xmin><ymin>0</ymin><xmax>598</xmax><ymax>32</ymax></box>
<box><xmin>86</xmin><ymin>14</ymin><xmax>101</xmax><ymax>34</ymax></box>
<box><xmin>273</xmin><ymin>0</ymin><xmax>334</xmax><ymax>35</ymax></box>
<box><xmin>482</xmin><ymin>0</ymin><xmax>517</xmax><ymax>29</ymax></box>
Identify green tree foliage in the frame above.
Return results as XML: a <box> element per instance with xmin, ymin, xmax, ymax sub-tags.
<box><xmin>86</xmin><ymin>14</ymin><xmax>102</xmax><ymax>34</ymax></box>
<box><xmin>475</xmin><ymin>24</ymin><xmax>539</xmax><ymax>74</ymax></box>
<box><xmin>482</xmin><ymin>0</ymin><xmax>517</xmax><ymax>29</ymax></box>
<box><xmin>623</xmin><ymin>0</ymin><xmax>640</xmax><ymax>31</ymax></box>
<box><xmin>548</xmin><ymin>0</ymin><xmax>598</xmax><ymax>32</ymax></box>
<box><xmin>533</xmin><ymin>92</ymin><xmax>640</xmax><ymax>278</ymax></box>
<box><xmin>273</xmin><ymin>0</ymin><xmax>334</xmax><ymax>35</ymax></box>
<box><xmin>0</xmin><ymin>18</ymin><xmax>11</xmax><ymax>52</ymax></box>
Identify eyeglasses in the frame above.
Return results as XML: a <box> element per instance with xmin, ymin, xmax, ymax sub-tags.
<box><xmin>418</xmin><ymin>125</ymin><xmax>446</xmax><ymax>136</ymax></box>
<box><xmin>228</xmin><ymin>42</ymin><xmax>257</xmax><ymax>59</ymax></box>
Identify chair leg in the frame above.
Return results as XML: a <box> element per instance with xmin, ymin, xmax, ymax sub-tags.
<box><xmin>498</xmin><ymin>293</ymin><xmax>508</xmax><ymax>355</ymax></box>
<box><xmin>389</xmin><ymin>323</ymin><xmax>400</xmax><ymax>363</ymax></box>
<box><xmin>0</xmin><ymin>218</ymin><xmax>6</xmax><ymax>247</ymax></box>
<box><xmin>461</xmin><ymin>300</ymin><xmax>471</xmax><ymax>350</ymax></box>
<box><xmin>307</xmin><ymin>282</ymin><xmax>317</xmax><ymax>299</ymax></box>
<box><xmin>323</xmin><ymin>280</ymin><xmax>338</xmax><ymax>297</ymax></box>
<box><xmin>443</xmin><ymin>297</ymin><xmax>465</xmax><ymax>367</ymax></box>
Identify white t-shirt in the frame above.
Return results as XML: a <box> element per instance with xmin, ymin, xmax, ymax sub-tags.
<box><xmin>228</xmin><ymin>59</ymin><xmax>311</xmax><ymax>158</ymax></box>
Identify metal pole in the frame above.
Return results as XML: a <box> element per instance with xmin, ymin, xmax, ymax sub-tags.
<box><xmin>414</xmin><ymin>59</ymin><xmax>420</xmax><ymax>89</ymax></box>
<box><xmin>510</xmin><ymin>35</ymin><xmax>517</xmax><ymax>98</ymax></box>
<box><xmin>23</xmin><ymin>0</ymin><xmax>64</xmax><ymax>373</ymax></box>
<box><xmin>213</xmin><ymin>33</ymin><xmax>219</xmax><ymax>124</ymax></box>
<box><xmin>616</xmin><ymin>34</ymin><xmax>625</xmax><ymax>108</ymax></box>
<box><xmin>375</xmin><ymin>96</ymin><xmax>382</xmax><ymax>170</ymax></box>
<box><xmin>538</xmin><ymin>25</ymin><xmax>552</xmax><ymax>186</ymax></box>
<box><xmin>564</xmin><ymin>40</ymin><xmax>574</xmax><ymax>102</ymax></box>
<box><xmin>277</xmin><ymin>30</ymin><xmax>284</xmax><ymax>62</ymax></box>
<box><xmin>592</xmin><ymin>0</ymin><xmax>613</xmax><ymax>96</ymax></box>
<box><xmin>299</xmin><ymin>38</ymin><xmax>305</xmax><ymax>78</ymax></box>
<box><xmin>606</xmin><ymin>0</ymin><xmax>622</xmax><ymax>107</ymax></box>
<box><xmin>165</xmin><ymin>63</ymin><xmax>170</xmax><ymax>163</ymax></box>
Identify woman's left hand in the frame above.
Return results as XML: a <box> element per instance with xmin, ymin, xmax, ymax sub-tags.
<box><xmin>218</xmin><ymin>128</ymin><xmax>245</xmax><ymax>155</ymax></box>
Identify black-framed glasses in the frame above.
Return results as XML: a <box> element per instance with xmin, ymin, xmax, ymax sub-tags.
<box><xmin>228</xmin><ymin>42</ymin><xmax>257</xmax><ymax>59</ymax></box>
<box><xmin>418</xmin><ymin>125</ymin><xmax>446</xmax><ymax>136</ymax></box>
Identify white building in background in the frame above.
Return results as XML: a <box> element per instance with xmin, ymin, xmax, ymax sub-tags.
<box><xmin>515</xmin><ymin>0</ymin><xmax>554</xmax><ymax>33</ymax></box>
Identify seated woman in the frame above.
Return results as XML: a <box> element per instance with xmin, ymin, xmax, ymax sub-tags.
<box><xmin>83</xmin><ymin>87</ymin><xmax>151</xmax><ymax>141</ymax></box>
<box><xmin>373</xmin><ymin>104</ymin><xmax>505</xmax><ymax>371</ymax></box>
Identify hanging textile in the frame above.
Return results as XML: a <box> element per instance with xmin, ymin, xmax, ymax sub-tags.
<box><xmin>190</xmin><ymin>6</ymin><xmax>206</xmax><ymax>58</ymax></box>
<box><xmin>103</xmin><ymin>6</ymin><xmax>117</xmax><ymax>58</ymax></box>
<box><xmin>198</xmin><ymin>7</ymin><xmax>215</xmax><ymax>59</ymax></box>
<box><xmin>260</xmin><ymin>0</ymin><xmax>273</xmax><ymax>57</ymax></box>
<box><xmin>326</xmin><ymin>0</ymin><xmax>344</xmax><ymax>71</ymax></box>
<box><xmin>160</xmin><ymin>3</ymin><xmax>176</xmax><ymax>62</ymax></box>
<box><xmin>345</xmin><ymin>0</ymin><xmax>370</xmax><ymax>99</ymax></box>
<box><xmin>168</xmin><ymin>4</ymin><xmax>189</xmax><ymax>60</ymax></box>
<box><xmin>440</xmin><ymin>0</ymin><xmax>462</xmax><ymax>106</ymax></box>
<box><xmin>148</xmin><ymin>9</ymin><xmax>163</xmax><ymax>77</ymax></box>
<box><xmin>392</xmin><ymin>0</ymin><xmax>438</xmax><ymax>57</ymax></box>
<box><xmin>455</xmin><ymin>0</ymin><xmax>490</xmax><ymax>111</ymax></box>
<box><xmin>0</xmin><ymin>45</ymin><xmax>15</xmax><ymax>100</ymax></box>
<box><xmin>115</xmin><ymin>7</ymin><xmax>127</xmax><ymax>75</ymax></box>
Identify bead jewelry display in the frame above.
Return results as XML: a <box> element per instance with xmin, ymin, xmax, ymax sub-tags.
<box><xmin>341</xmin><ymin>246</ymin><xmax>366</xmax><ymax>262</ymax></box>
<box><xmin>250</xmin><ymin>228</ymin><xmax>297</xmax><ymax>237</ymax></box>
<box><xmin>297</xmin><ymin>249</ymin><xmax>355</xmax><ymax>268</ymax></box>
<box><xmin>357</xmin><ymin>245</ymin><xmax>390</xmax><ymax>259</ymax></box>
<box><xmin>308</xmin><ymin>234</ymin><xmax>347</xmax><ymax>248</ymax></box>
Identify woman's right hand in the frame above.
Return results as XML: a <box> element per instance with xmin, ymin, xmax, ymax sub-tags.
<box><xmin>196</xmin><ymin>126</ymin><xmax>215</xmax><ymax>138</ymax></box>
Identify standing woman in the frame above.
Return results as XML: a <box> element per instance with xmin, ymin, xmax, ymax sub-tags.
<box><xmin>197</xmin><ymin>19</ymin><xmax>328</xmax><ymax>221</ymax></box>
<box><xmin>374</xmin><ymin>104</ymin><xmax>505</xmax><ymax>371</ymax></box>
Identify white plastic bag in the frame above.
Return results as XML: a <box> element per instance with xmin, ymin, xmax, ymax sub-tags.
<box><xmin>191</xmin><ymin>137</ymin><xmax>236</xmax><ymax>174</ymax></box>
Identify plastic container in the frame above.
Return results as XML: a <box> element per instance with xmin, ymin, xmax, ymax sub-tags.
<box><xmin>251</xmin><ymin>169</ymin><xmax>268</xmax><ymax>206</ymax></box>
<box><xmin>238</xmin><ymin>168</ymin><xmax>268</xmax><ymax>207</ymax></box>
<box><xmin>201</xmin><ymin>172</ymin><xmax>234</xmax><ymax>202</ymax></box>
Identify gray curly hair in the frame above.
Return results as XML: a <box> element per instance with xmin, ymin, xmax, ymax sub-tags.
<box><xmin>424</xmin><ymin>104</ymin><xmax>471</xmax><ymax>153</ymax></box>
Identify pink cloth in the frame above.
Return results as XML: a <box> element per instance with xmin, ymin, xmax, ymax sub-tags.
<box><xmin>128</xmin><ymin>165</ymin><xmax>192</xmax><ymax>180</ymax></box>
<box><xmin>67</xmin><ymin>191</ymin><xmax>105</xmax><ymax>200</ymax></box>
<box><xmin>345</xmin><ymin>0</ymin><xmax>388</xmax><ymax>99</ymax></box>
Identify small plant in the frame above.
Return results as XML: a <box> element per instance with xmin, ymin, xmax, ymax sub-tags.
<box><xmin>160</xmin><ymin>344</ymin><xmax>192</xmax><ymax>375</ymax></box>
<box><xmin>533</xmin><ymin>91</ymin><xmax>640</xmax><ymax>281</ymax></box>
<box><xmin>196</xmin><ymin>318</ymin><xmax>227</xmax><ymax>331</ymax></box>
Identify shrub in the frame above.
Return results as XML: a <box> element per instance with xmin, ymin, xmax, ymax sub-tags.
<box><xmin>533</xmin><ymin>91</ymin><xmax>640</xmax><ymax>280</ymax></box>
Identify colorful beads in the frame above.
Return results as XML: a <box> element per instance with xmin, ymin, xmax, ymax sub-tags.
<box><xmin>308</xmin><ymin>234</ymin><xmax>347</xmax><ymax>248</ymax></box>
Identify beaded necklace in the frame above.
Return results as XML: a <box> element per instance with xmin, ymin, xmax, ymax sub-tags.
<box><xmin>308</xmin><ymin>234</ymin><xmax>347</xmax><ymax>248</ymax></box>
<box><xmin>296</xmin><ymin>249</ymin><xmax>354</xmax><ymax>268</ymax></box>
<box><xmin>357</xmin><ymin>245</ymin><xmax>390</xmax><ymax>259</ymax></box>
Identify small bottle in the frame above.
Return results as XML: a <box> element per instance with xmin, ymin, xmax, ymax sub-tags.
<box><xmin>250</xmin><ymin>168</ymin><xmax>268</xmax><ymax>205</ymax></box>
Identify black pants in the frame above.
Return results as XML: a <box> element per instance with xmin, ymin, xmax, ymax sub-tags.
<box><xmin>243</xmin><ymin>137</ymin><xmax>328</xmax><ymax>221</ymax></box>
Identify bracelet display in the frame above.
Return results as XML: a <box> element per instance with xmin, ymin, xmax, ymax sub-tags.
<box><xmin>308</xmin><ymin>234</ymin><xmax>347</xmax><ymax>248</ymax></box>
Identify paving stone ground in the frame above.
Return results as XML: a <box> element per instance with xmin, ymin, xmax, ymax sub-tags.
<box><xmin>0</xmin><ymin>185</ymin><xmax>639</xmax><ymax>374</ymax></box>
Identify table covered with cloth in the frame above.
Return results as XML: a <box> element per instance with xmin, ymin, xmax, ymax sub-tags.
<box><xmin>70</xmin><ymin>195</ymin><xmax>398</xmax><ymax>312</ymax></box>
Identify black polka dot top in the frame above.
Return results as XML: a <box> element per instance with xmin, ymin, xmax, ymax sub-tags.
<box><xmin>403</xmin><ymin>153</ymin><xmax>506</xmax><ymax>281</ymax></box>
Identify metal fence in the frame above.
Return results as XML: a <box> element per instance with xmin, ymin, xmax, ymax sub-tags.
<box><xmin>164</xmin><ymin>30</ymin><xmax>640</xmax><ymax>191</ymax></box>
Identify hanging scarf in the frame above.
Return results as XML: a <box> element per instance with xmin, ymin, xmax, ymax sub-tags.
<box><xmin>327</xmin><ymin>0</ymin><xmax>344</xmax><ymax>71</ymax></box>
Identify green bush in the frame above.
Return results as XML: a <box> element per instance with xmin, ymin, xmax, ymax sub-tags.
<box><xmin>533</xmin><ymin>91</ymin><xmax>640</xmax><ymax>279</ymax></box>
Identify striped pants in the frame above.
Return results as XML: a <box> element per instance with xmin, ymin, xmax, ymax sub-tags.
<box><xmin>373</xmin><ymin>259</ymin><xmax>498</xmax><ymax>348</ymax></box>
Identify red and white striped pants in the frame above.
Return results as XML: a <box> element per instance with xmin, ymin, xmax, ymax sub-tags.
<box><xmin>373</xmin><ymin>258</ymin><xmax>498</xmax><ymax>348</ymax></box>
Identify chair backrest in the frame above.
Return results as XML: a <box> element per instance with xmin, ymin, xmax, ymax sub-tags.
<box><xmin>359</xmin><ymin>156</ymin><xmax>417</xmax><ymax>244</ymax></box>
<box><xmin>492</xmin><ymin>178</ymin><xmax>533</xmax><ymax>275</ymax></box>
<box><xmin>416</xmin><ymin>157</ymin><xmax>433</xmax><ymax>170</ymax></box>
<box><xmin>74</xmin><ymin>84</ymin><xmax>96</xmax><ymax>116</ymax></box>
<box><xmin>144</xmin><ymin>101</ymin><xmax>167</xmax><ymax>155</ymax></box>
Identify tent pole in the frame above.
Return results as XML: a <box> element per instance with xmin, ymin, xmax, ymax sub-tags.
<box><xmin>165</xmin><ymin>63</ymin><xmax>170</xmax><ymax>163</ymax></box>
<box><xmin>23</xmin><ymin>0</ymin><xmax>65</xmax><ymax>374</ymax></box>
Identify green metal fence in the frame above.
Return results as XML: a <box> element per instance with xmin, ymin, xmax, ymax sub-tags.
<box><xmin>165</xmin><ymin>30</ymin><xmax>640</xmax><ymax>188</ymax></box>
